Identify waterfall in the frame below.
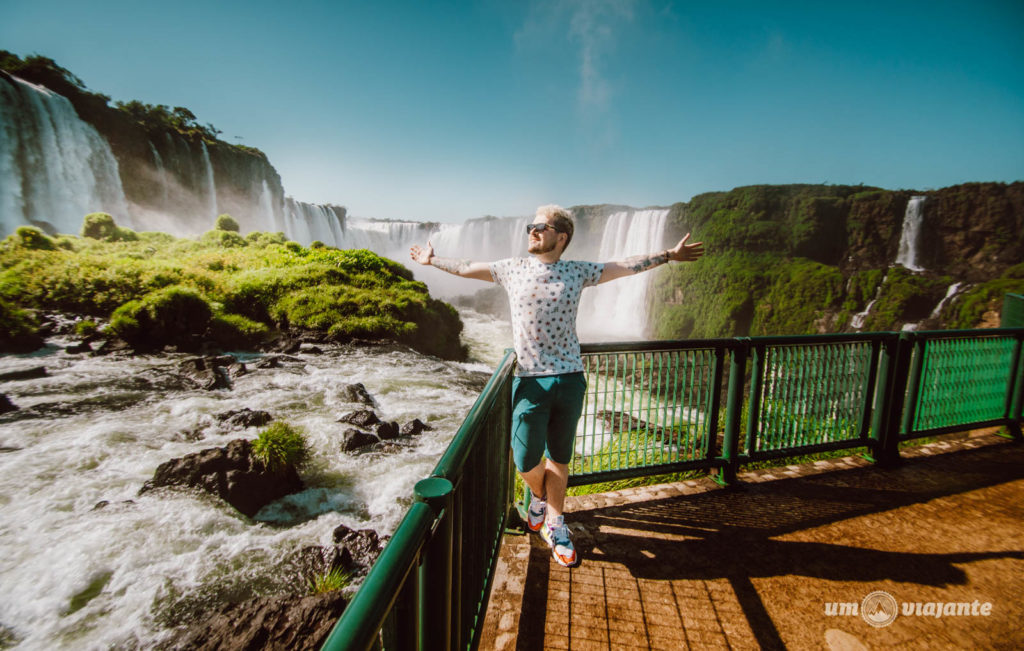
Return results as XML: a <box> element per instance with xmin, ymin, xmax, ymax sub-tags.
<box><xmin>199</xmin><ymin>141</ymin><xmax>218</xmax><ymax>220</ymax></box>
<box><xmin>850</xmin><ymin>274</ymin><xmax>888</xmax><ymax>330</ymax></box>
<box><xmin>577</xmin><ymin>209</ymin><xmax>670</xmax><ymax>340</ymax></box>
<box><xmin>0</xmin><ymin>73</ymin><xmax>128</xmax><ymax>236</ymax></box>
<box><xmin>392</xmin><ymin>210</ymin><xmax>670</xmax><ymax>340</ymax></box>
<box><xmin>930</xmin><ymin>282</ymin><xmax>964</xmax><ymax>319</ymax></box>
<box><xmin>895</xmin><ymin>196</ymin><xmax>926</xmax><ymax>271</ymax></box>
<box><xmin>148</xmin><ymin>141</ymin><xmax>171</xmax><ymax>212</ymax></box>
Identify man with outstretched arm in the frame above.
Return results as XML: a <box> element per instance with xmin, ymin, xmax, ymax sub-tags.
<box><xmin>410</xmin><ymin>204</ymin><xmax>703</xmax><ymax>567</ymax></box>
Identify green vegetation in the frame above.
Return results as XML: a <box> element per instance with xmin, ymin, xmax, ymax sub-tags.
<box><xmin>308</xmin><ymin>566</ymin><xmax>353</xmax><ymax>594</ymax></box>
<box><xmin>214</xmin><ymin>214</ymin><xmax>240</xmax><ymax>232</ymax></box>
<box><xmin>81</xmin><ymin>212</ymin><xmax>138</xmax><ymax>242</ymax></box>
<box><xmin>0</xmin><ymin>298</ymin><xmax>43</xmax><ymax>353</ymax></box>
<box><xmin>13</xmin><ymin>226</ymin><xmax>57</xmax><ymax>251</ymax></box>
<box><xmin>945</xmin><ymin>263</ymin><xmax>1024</xmax><ymax>328</ymax></box>
<box><xmin>114</xmin><ymin>100</ymin><xmax>222</xmax><ymax>143</ymax></box>
<box><xmin>0</xmin><ymin>214</ymin><xmax>465</xmax><ymax>358</ymax></box>
<box><xmin>251</xmin><ymin>421</ymin><xmax>311</xmax><ymax>473</ymax></box>
<box><xmin>652</xmin><ymin>183</ymin><xmax>1024</xmax><ymax>337</ymax></box>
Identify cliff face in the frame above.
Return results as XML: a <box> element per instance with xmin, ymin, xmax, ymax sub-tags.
<box><xmin>654</xmin><ymin>183</ymin><xmax>1024</xmax><ymax>338</ymax></box>
<box><xmin>1</xmin><ymin>53</ymin><xmax>293</xmax><ymax>236</ymax></box>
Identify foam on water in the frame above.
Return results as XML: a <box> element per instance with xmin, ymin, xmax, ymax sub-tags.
<box><xmin>0</xmin><ymin>310</ymin><xmax>508</xmax><ymax>648</ymax></box>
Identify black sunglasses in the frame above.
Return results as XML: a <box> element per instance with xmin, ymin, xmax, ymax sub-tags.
<box><xmin>526</xmin><ymin>223</ymin><xmax>561</xmax><ymax>235</ymax></box>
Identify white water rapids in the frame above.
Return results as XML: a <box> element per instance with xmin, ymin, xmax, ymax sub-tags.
<box><xmin>0</xmin><ymin>310</ymin><xmax>509</xmax><ymax>649</ymax></box>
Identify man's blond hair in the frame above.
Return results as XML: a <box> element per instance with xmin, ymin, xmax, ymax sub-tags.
<box><xmin>535</xmin><ymin>204</ymin><xmax>575</xmax><ymax>250</ymax></box>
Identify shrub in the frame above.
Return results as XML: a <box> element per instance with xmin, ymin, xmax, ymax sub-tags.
<box><xmin>310</xmin><ymin>240</ymin><xmax>325</xmax><ymax>249</ymax></box>
<box><xmin>208</xmin><ymin>313</ymin><xmax>270</xmax><ymax>349</ymax></box>
<box><xmin>251</xmin><ymin>421</ymin><xmax>310</xmax><ymax>473</ymax></box>
<box><xmin>74</xmin><ymin>319</ymin><xmax>98</xmax><ymax>337</ymax></box>
<box><xmin>215</xmin><ymin>214</ymin><xmax>240</xmax><ymax>232</ymax></box>
<box><xmin>201</xmin><ymin>229</ymin><xmax>247</xmax><ymax>248</ymax></box>
<box><xmin>81</xmin><ymin>213</ymin><xmax>118</xmax><ymax>240</ymax></box>
<box><xmin>14</xmin><ymin>226</ymin><xmax>56</xmax><ymax>251</ymax></box>
<box><xmin>308</xmin><ymin>567</ymin><xmax>353</xmax><ymax>594</ymax></box>
<box><xmin>245</xmin><ymin>231</ymin><xmax>287</xmax><ymax>247</ymax></box>
<box><xmin>109</xmin><ymin>285</ymin><xmax>213</xmax><ymax>348</ymax></box>
<box><xmin>284</xmin><ymin>241</ymin><xmax>303</xmax><ymax>253</ymax></box>
<box><xmin>0</xmin><ymin>298</ymin><xmax>43</xmax><ymax>353</ymax></box>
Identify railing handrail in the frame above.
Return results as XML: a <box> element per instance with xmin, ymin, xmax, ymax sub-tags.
<box><xmin>321</xmin><ymin>349</ymin><xmax>517</xmax><ymax>651</ymax></box>
<box><xmin>432</xmin><ymin>350</ymin><xmax>516</xmax><ymax>480</ymax></box>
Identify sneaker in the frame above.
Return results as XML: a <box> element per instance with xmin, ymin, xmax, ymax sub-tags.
<box><xmin>540</xmin><ymin>515</ymin><xmax>577</xmax><ymax>567</ymax></box>
<box><xmin>526</xmin><ymin>493</ymin><xmax>546</xmax><ymax>532</ymax></box>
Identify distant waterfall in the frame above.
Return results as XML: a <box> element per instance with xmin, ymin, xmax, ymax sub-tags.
<box><xmin>389</xmin><ymin>209</ymin><xmax>671</xmax><ymax>340</ymax></box>
<box><xmin>895</xmin><ymin>196</ymin><xmax>926</xmax><ymax>271</ymax></box>
<box><xmin>577</xmin><ymin>209</ymin><xmax>670</xmax><ymax>340</ymax></box>
<box><xmin>0</xmin><ymin>73</ymin><xmax>128</xmax><ymax>236</ymax></box>
<box><xmin>199</xmin><ymin>141</ymin><xmax>218</xmax><ymax>219</ymax></box>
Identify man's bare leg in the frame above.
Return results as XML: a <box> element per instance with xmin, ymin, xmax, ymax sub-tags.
<box><xmin>543</xmin><ymin>459</ymin><xmax>569</xmax><ymax>519</ymax></box>
<box><xmin>520</xmin><ymin>460</ymin><xmax>547</xmax><ymax>501</ymax></box>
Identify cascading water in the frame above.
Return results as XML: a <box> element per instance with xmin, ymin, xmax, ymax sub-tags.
<box><xmin>199</xmin><ymin>141</ymin><xmax>218</xmax><ymax>220</ymax></box>
<box><xmin>895</xmin><ymin>196</ymin><xmax>926</xmax><ymax>271</ymax></box>
<box><xmin>0</xmin><ymin>73</ymin><xmax>128</xmax><ymax>237</ymax></box>
<box><xmin>0</xmin><ymin>313</ymin><xmax>507</xmax><ymax>648</ymax></box>
<box><xmin>576</xmin><ymin>209</ymin><xmax>670</xmax><ymax>341</ymax></box>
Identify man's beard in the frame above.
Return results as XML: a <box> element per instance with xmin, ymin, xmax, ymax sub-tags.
<box><xmin>528</xmin><ymin>238</ymin><xmax>557</xmax><ymax>255</ymax></box>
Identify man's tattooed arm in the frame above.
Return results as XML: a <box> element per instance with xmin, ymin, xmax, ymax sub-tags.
<box><xmin>620</xmin><ymin>251</ymin><xmax>670</xmax><ymax>274</ymax></box>
<box><xmin>430</xmin><ymin>257</ymin><xmax>473</xmax><ymax>275</ymax></box>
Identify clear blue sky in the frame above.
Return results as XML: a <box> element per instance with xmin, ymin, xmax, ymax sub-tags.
<box><xmin>3</xmin><ymin>0</ymin><xmax>1023</xmax><ymax>222</ymax></box>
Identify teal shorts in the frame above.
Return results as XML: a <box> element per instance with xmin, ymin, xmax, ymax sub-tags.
<box><xmin>511</xmin><ymin>372</ymin><xmax>587</xmax><ymax>472</ymax></box>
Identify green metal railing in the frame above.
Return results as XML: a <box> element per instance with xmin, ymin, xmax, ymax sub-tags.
<box><xmin>321</xmin><ymin>327</ymin><xmax>1023</xmax><ymax>650</ymax></box>
<box><xmin>321</xmin><ymin>350</ymin><xmax>516</xmax><ymax>651</ymax></box>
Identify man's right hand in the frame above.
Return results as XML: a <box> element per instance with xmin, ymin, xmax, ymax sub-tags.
<box><xmin>410</xmin><ymin>241</ymin><xmax>434</xmax><ymax>265</ymax></box>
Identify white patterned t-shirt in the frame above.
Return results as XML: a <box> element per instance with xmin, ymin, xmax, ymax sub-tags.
<box><xmin>489</xmin><ymin>257</ymin><xmax>604</xmax><ymax>377</ymax></box>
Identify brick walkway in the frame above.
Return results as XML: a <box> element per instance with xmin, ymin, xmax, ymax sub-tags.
<box><xmin>479</xmin><ymin>432</ymin><xmax>1024</xmax><ymax>650</ymax></box>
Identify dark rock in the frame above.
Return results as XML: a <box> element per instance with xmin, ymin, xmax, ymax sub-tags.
<box><xmin>375</xmin><ymin>421</ymin><xmax>400</xmax><ymax>440</ymax></box>
<box><xmin>337</xmin><ymin>409</ymin><xmax>380</xmax><ymax>428</ymax></box>
<box><xmin>228</xmin><ymin>362</ymin><xmax>248</xmax><ymax>377</ymax></box>
<box><xmin>340</xmin><ymin>383</ymin><xmax>374</xmax><ymax>406</ymax></box>
<box><xmin>170</xmin><ymin>591</ymin><xmax>347</xmax><ymax>651</ymax></box>
<box><xmin>179</xmin><ymin>358</ymin><xmax>231</xmax><ymax>391</ymax></box>
<box><xmin>207</xmin><ymin>355</ymin><xmax>237</xmax><ymax>368</ymax></box>
<box><xmin>340</xmin><ymin>428</ymin><xmax>378</xmax><ymax>452</ymax></box>
<box><xmin>0</xmin><ymin>446</ymin><xmax>21</xmax><ymax>453</ymax></box>
<box><xmin>216</xmin><ymin>408</ymin><xmax>273</xmax><ymax>429</ymax></box>
<box><xmin>371</xmin><ymin>441</ymin><xmax>406</xmax><ymax>454</ymax></box>
<box><xmin>301</xmin><ymin>344</ymin><xmax>323</xmax><ymax>354</ymax></box>
<box><xmin>91</xmin><ymin>338</ymin><xmax>133</xmax><ymax>356</ymax></box>
<box><xmin>0</xmin><ymin>366</ymin><xmax>47</xmax><ymax>382</ymax></box>
<box><xmin>332</xmin><ymin>524</ymin><xmax>388</xmax><ymax>568</ymax></box>
<box><xmin>597</xmin><ymin>410</ymin><xmax>685</xmax><ymax>445</ymax></box>
<box><xmin>140</xmin><ymin>439</ymin><xmax>303</xmax><ymax>518</ymax></box>
<box><xmin>176</xmin><ymin>425</ymin><xmax>207</xmax><ymax>442</ymax></box>
<box><xmin>65</xmin><ymin>341</ymin><xmax>92</xmax><ymax>354</ymax></box>
<box><xmin>252</xmin><ymin>354</ymin><xmax>301</xmax><ymax>369</ymax></box>
<box><xmin>0</xmin><ymin>394</ymin><xmax>17</xmax><ymax>414</ymax></box>
<box><xmin>400</xmin><ymin>419</ymin><xmax>433</xmax><ymax>437</ymax></box>
<box><xmin>276</xmin><ymin>338</ymin><xmax>302</xmax><ymax>354</ymax></box>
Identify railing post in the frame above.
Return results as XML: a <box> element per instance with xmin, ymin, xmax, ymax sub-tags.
<box><xmin>415</xmin><ymin>477</ymin><xmax>454</xmax><ymax>651</ymax></box>
<box><xmin>745</xmin><ymin>343</ymin><xmax>765</xmax><ymax>456</ymax></box>
<box><xmin>1005</xmin><ymin>333</ymin><xmax>1024</xmax><ymax>441</ymax></box>
<box><xmin>899</xmin><ymin>334</ymin><xmax>926</xmax><ymax>438</ymax></box>
<box><xmin>717</xmin><ymin>339</ymin><xmax>748</xmax><ymax>486</ymax></box>
<box><xmin>870</xmin><ymin>333</ymin><xmax>912</xmax><ymax>466</ymax></box>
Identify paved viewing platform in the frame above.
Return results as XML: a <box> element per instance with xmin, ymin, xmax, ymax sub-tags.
<box><xmin>479</xmin><ymin>431</ymin><xmax>1024</xmax><ymax>650</ymax></box>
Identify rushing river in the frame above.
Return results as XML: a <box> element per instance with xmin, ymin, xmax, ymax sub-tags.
<box><xmin>0</xmin><ymin>310</ymin><xmax>510</xmax><ymax>649</ymax></box>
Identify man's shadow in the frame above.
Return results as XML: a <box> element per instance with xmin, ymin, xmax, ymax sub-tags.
<box><xmin>517</xmin><ymin>442</ymin><xmax>1024</xmax><ymax>650</ymax></box>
